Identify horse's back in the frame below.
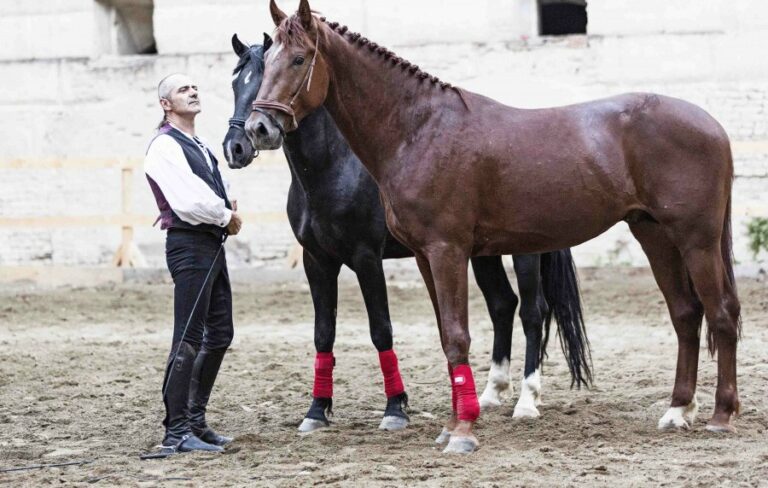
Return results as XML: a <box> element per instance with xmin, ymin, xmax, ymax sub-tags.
<box><xmin>413</xmin><ymin>91</ymin><xmax>735</xmax><ymax>254</ymax></box>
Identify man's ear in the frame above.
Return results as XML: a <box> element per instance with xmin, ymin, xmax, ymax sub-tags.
<box><xmin>263</xmin><ymin>33</ymin><xmax>273</xmax><ymax>51</ymax></box>
<box><xmin>160</xmin><ymin>99</ymin><xmax>172</xmax><ymax>111</ymax></box>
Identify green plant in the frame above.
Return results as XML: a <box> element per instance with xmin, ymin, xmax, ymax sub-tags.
<box><xmin>746</xmin><ymin>217</ymin><xmax>768</xmax><ymax>260</ymax></box>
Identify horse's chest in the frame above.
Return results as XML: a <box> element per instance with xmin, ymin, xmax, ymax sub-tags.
<box><xmin>290</xmin><ymin>207</ymin><xmax>348</xmax><ymax>259</ymax></box>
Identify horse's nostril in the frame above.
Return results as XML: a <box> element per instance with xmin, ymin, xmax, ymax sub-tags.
<box><xmin>257</xmin><ymin>122</ymin><xmax>268</xmax><ymax>136</ymax></box>
<box><xmin>234</xmin><ymin>143</ymin><xmax>243</xmax><ymax>155</ymax></box>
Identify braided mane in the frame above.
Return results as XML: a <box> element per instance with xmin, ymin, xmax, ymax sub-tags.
<box><xmin>275</xmin><ymin>14</ymin><xmax>468</xmax><ymax>101</ymax></box>
<box><xmin>321</xmin><ymin>18</ymin><xmax>456</xmax><ymax>90</ymax></box>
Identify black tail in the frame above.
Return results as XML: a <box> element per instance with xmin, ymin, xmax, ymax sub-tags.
<box><xmin>540</xmin><ymin>249</ymin><xmax>593</xmax><ymax>388</ymax></box>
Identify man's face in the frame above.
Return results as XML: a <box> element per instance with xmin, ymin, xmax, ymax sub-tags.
<box><xmin>160</xmin><ymin>74</ymin><xmax>202</xmax><ymax>117</ymax></box>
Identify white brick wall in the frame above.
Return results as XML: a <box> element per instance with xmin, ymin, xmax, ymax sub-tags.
<box><xmin>0</xmin><ymin>0</ymin><xmax>766</xmax><ymax>268</ymax></box>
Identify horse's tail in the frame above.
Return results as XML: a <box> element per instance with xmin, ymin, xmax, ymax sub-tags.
<box><xmin>540</xmin><ymin>249</ymin><xmax>593</xmax><ymax>388</ymax></box>
<box><xmin>706</xmin><ymin>193</ymin><xmax>741</xmax><ymax>354</ymax></box>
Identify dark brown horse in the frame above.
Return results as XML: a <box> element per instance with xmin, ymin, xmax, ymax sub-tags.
<box><xmin>247</xmin><ymin>0</ymin><xmax>741</xmax><ymax>453</ymax></box>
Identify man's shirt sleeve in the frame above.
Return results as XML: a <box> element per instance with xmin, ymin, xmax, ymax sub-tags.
<box><xmin>144</xmin><ymin>135</ymin><xmax>232</xmax><ymax>228</ymax></box>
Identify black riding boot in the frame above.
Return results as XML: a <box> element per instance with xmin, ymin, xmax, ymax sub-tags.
<box><xmin>162</xmin><ymin>341</ymin><xmax>223</xmax><ymax>453</ymax></box>
<box><xmin>188</xmin><ymin>347</ymin><xmax>233</xmax><ymax>446</ymax></box>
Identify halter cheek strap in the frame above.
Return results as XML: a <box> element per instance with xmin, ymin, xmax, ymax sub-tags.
<box><xmin>227</xmin><ymin>117</ymin><xmax>260</xmax><ymax>159</ymax></box>
<box><xmin>251</xmin><ymin>28</ymin><xmax>321</xmax><ymax>134</ymax></box>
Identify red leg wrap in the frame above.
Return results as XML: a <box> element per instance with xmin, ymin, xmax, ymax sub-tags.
<box><xmin>448</xmin><ymin>363</ymin><xmax>457</xmax><ymax>413</ymax></box>
<box><xmin>313</xmin><ymin>352</ymin><xmax>334</xmax><ymax>398</ymax></box>
<box><xmin>451</xmin><ymin>364</ymin><xmax>480</xmax><ymax>421</ymax></box>
<box><xmin>378</xmin><ymin>349</ymin><xmax>405</xmax><ymax>398</ymax></box>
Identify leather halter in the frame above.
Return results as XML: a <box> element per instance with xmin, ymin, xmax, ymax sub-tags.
<box><xmin>251</xmin><ymin>29</ymin><xmax>320</xmax><ymax>134</ymax></box>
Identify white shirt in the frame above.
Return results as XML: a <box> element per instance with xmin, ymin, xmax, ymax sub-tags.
<box><xmin>144</xmin><ymin>127</ymin><xmax>233</xmax><ymax>228</ymax></box>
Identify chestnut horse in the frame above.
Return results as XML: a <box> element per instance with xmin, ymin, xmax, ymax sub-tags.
<box><xmin>247</xmin><ymin>0</ymin><xmax>741</xmax><ymax>453</ymax></box>
<box><xmin>223</xmin><ymin>37</ymin><xmax>591</xmax><ymax>434</ymax></box>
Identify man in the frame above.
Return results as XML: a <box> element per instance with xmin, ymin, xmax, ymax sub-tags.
<box><xmin>144</xmin><ymin>73</ymin><xmax>242</xmax><ymax>454</ymax></box>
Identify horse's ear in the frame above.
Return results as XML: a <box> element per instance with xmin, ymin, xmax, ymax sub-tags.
<box><xmin>298</xmin><ymin>0</ymin><xmax>313</xmax><ymax>30</ymax></box>
<box><xmin>232</xmin><ymin>34</ymin><xmax>248</xmax><ymax>57</ymax></box>
<box><xmin>270</xmin><ymin>0</ymin><xmax>287</xmax><ymax>26</ymax></box>
<box><xmin>263</xmin><ymin>33</ymin><xmax>273</xmax><ymax>51</ymax></box>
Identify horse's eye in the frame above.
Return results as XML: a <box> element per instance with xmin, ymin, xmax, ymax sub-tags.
<box><xmin>293</xmin><ymin>56</ymin><xmax>305</xmax><ymax>66</ymax></box>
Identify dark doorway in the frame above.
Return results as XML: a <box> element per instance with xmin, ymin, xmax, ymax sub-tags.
<box><xmin>539</xmin><ymin>0</ymin><xmax>587</xmax><ymax>36</ymax></box>
<box><xmin>95</xmin><ymin>0</ymin><xmax>157</xmax><ymax>55</ymax></box>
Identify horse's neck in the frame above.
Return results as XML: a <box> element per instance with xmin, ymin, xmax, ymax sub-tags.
<box><xmin>283</xmin><ymin>107</ymin><xmax>346</xmax><ymax>198</ymax></box>
<box><xmin>321</xmin><ymin>28</ymin><xmax>443</xmax><ymax>183</ymax></box>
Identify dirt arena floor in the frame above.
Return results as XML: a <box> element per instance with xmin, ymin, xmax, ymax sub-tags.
<box><xmin>1</xmin><ymin>267</ymin><xmax>767</xmax><ymax>487</ymax></box>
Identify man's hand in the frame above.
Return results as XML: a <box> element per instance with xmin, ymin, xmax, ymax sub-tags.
<box><xmin>226</xmin><ymin>212</ymin><xmax>243</xmax><ymax>235</ymax></box>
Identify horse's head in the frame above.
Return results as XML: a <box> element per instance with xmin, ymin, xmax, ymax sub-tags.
<box><xmin>246</xmin><ymin>0</ymin><xmax>330</xmax><ymax>150</ymax></box>
<box><xmin>223</xmin><ymin>33</ymin><xmax>272</xmax><ymax>169</ymax></box>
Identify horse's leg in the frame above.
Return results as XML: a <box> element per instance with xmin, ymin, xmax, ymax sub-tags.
<box><xmin>415</xmin><ymin>254</ymin><xmax>454</xmax><ymax>444</ymax></box>
<box><xmin>630</xmin><ymin>220</ymin><xmax>704</xmax><ymax>430</ymax></box>
<box><xmin>298</xmin><ymin>248</ymin><xmax>342</xmax><ymax>433</ymax></box>
<box><xmin>351</xmin><ymin>249</ymin><xmax>409</xmax><ymax>431</ymax></box>
<box><xmin>424</xmin><ymin>246</ymin><xmax>479</xmax><ymax>454</ymax></box>
<box><xmin>471</xmin><ymin>256</ymin><xmax>517</xmax><ymax>409</ymax></box>
<box><xmin>680</xmin><ymin>244</ymin><xmax>740</xmax><ymax>432</ymax></box>
<box><xmin>511</xmin><ymin>254</ymin><xmax>546</xmax><ymax>418</ymax></box>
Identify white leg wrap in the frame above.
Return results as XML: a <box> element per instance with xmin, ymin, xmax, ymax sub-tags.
<box><xmin>513</xmin><ymin>369</ymin><xmax>542</xmax><ymax>418</ymax></box>
<box><xmin>658</xmin><ymin>394</ymin><xmax>699</xmax><ymax>430</ymax></box>
<box><xmin>479</xmin><ymin>359</ymin><xmax>511</xmax><ymax>409</ymax></box>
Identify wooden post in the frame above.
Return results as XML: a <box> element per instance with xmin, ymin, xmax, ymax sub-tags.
<box><xmin>113</xmin><ymin>163</ymin><xmax>145</xmax><ymax>267</ymax></box>
<box><xmin>285</xmin><ymin>243</ymin><xmax>303</xmax><ymax>269</ymax></box>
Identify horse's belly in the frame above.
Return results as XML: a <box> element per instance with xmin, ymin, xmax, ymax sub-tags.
<box><xmin>471</xmin><ymin>208</ymin><xmax>622</xmax><ymax>256</ymax></box>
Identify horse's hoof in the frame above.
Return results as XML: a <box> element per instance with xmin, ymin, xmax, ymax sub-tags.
<box><xmin>434</xmin><ymin>427</ymin><xmax>451</xmax><ymax>445</ymax></box>
<box><xmin>512</xmin><ymin>404</ymin><xmax>540</xmax><ymax>418</ymax></box>
<box><xmin>442</xmin><ymin>435</ymin><xmax>478</xmax><ymax>454</ymax></box>
<box><xmin>298</xmin><ymin>418</ymin><xmax>329</xmax><ymax>433</ymax></box>
<box><xmin>379</xmin><ymin>415</ymin><xmax>408</xmax><ymax>431</ymax></box>
<box><xmin>705</xmin><ymin>422</ymin><xmax>736</xmax><ymax>433</ymax></box>
<box><xmin>479</xmin><ymin>391</ymin><xmax>503</xmax><ymax>410</ymax></box>
<box><xmin>658</xmin><ymin>408</ymin><xmax>691</xmax><ymax>430</ymax></box>
<box><xmin>658</xmin><ymin>399</ymin><xmax>698</xmax><ymax>431</ymax></box>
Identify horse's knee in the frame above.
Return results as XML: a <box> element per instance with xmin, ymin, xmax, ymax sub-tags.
<box><xmin>370</xmin><ymin>323</ymin><xmax>394</xmax><ymax>352</ymax></box>
<box><xmin>444</xmin><ymin>331</ymin><xmax>471</xmax><ymax>364</ymax></box>
<box><xmin>314</xmin><ymin>327</ymin><xmax>335</xmax><ymax>352</ymax></box>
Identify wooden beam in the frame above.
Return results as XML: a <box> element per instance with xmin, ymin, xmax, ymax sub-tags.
<box><xmin>732</xmin><ymin>140</ymin><xmax>768</xmax><ymax>154</ymax></box>
<box><xmin>0</xmin><ymin>152</ymin><xmax>289</xmax><ymax>170</ymax></box>
<box><xmin>0</xmin><ymin>158</ymin><xmax>141</xmax><ymax>169</ymax></box>
<box><xmin>0</xmin><ymin>211</ymin><xmax>289</xmax><ymax>228</ymax></box>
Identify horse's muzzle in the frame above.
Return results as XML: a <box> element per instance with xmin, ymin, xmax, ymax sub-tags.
<box><xmin>246</xmin><ymin>111</ymin><xmax>285</xmax><ymax>151</ymax></box>
<box><xmin>222</xmin><ymin>127</ymin><xmax>257</xmax><ymax>169</ymax></box>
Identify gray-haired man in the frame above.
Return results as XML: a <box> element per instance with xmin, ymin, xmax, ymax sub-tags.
<box><xmin>145</xmin><ymin>73</ymin><xmax>241</xmax><ymax>455</ymax></box>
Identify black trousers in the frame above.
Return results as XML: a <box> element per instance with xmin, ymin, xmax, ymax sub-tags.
<box><xmin>165</xmin><ymin>229</ymin><xmax>234</xmax><ymax>351</ymax></box>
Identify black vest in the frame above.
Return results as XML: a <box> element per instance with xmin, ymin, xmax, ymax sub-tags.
<box><xmin>148</xmin><ymin>126</ymin><xmax>231</xmax><ymax>238</ymax></box>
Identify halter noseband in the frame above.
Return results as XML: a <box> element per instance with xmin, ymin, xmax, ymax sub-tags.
<box><xmin>251</xmin><ymin>29</ymin><xmax>320</xmax><ymax>134</ymax></box>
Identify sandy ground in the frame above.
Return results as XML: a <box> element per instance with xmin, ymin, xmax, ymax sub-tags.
<box><xmin>1</xmin><ymin>267</ymin><xmax>767</xmax><ymax>487</ymax></box>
